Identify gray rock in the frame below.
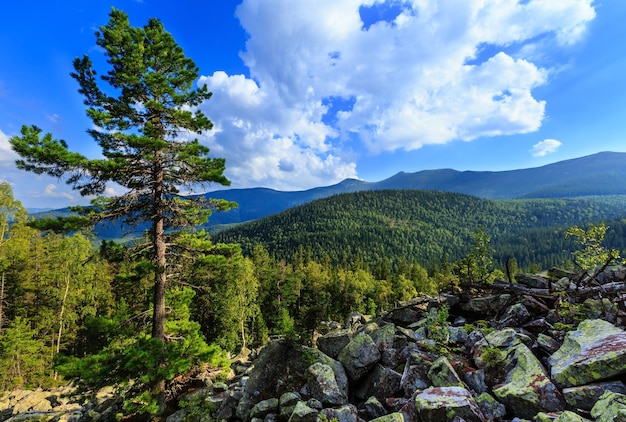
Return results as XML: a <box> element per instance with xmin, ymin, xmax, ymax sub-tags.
<box><xmin>415</xmin><ymin>386</ymin><xmax>486</xmax><ymax>422</ymax></box>
<box><xmin>165</xmin><ymin>409</ymin><xmax>186</xmax><ymax>422</ymax></box>
<box><xmin>319</xmin><ymin>404</ymin><xmax>359</xmax><ymax>422</ymax></box>
<box><xmin>306</xmin><ymin>362</ymin><xmax>348</xmax><ymax>406</ymax></box>
<box><xmin>287</xmin><ymin>401</ymin><xmax>318</xmax><ymax>422</ymax></box>
<box><xmin>306</xmin><ymin>398</ymin><xmax>323</xmax><ymax>410</ymax></box>
<box><xmin>563</xmin><ymin>381</ymin><xmax>626</xmax><ymax>411</ymax></box>
<box><xmin>536</xmin><ymin>333</ymin><xmax>561</xmax><ymax>355</ymax></box>
<box><xmin>400</xmin><ymin>361</ymin><xmax>430</xmax><ymax>396</ymax></box>
<box><xmin>250</xmin><ymin>398</ymin><xmax>279</xmax><ymax>419</ymax></box>
<box><xmin>463</xmin><ymin>368</ymin><xmax>488</xmax><ymax>394</ymax></box>
<box><xmin>449</xmin><ymin>326</ymin><xmax>469</xmax><ymax>344</ymax></box>
<box><xmin>472</xmin><ymin>327</ymin><xmax>533</xmax><ymax>368</ymax></box>
<box><xmin>370</xmin><ymin>413</ymin><xmax>405</xmax><ymax>422</ymax></box>
<box><xmin>493</xmin><ymin>344</ymin><xmax>565</xmax><ymax>418</ymax></box>
<box><xmin>316</xmin><ymin>329</ymin><xmax>351</xmax><ymax>359</ymax></box>
<box><xmin>337</xmin><ymin>332</ymin><xmax>381</xmax><ymax>381</ymax></box>
<box><xmin>279</xmin><ymin>392</ymin><xmax>301</xmax><ymax>418</ymax></box>
<box><xmin>590</xmin><ymin>391</ymin><xmax>626</xmax><ymax>422</ymax></box>
<box><xmin>345</xmin><ymin>312</ymin><xmax>366</xmax><ymax>328</ymax></box>
<box><xmin>462</xmin><ymin>294</ymin><xmax>510</xmax><ymax>314</ymax></box>
<box><xmin>498</xmin><ymin>303</ymin><xmax>531</xmax><ymax>328</ymax></box>
<box><xmin>515</xmin><ymin>273</ymin><xmax>550</xmax><ymax>289</ymax></box>
<box><xmin>362</xmin><ymin>396</ymin><xmax>387</xmax><ymax>420</ymax></box>
<box><xmin>549</xmin><ymin>319</ymin><xmax>626</xmax><ymax>388</ymax></box>
<box><xmin>355</xmin><ymin>364</ymin><xmax>401</xmax><ymax>401</ymax></box>
<box><xmin>474</xmin><ymin>392</ymin><xmax>506</xmax><ymax>421</ymax></box>
<box><xmin>428</xmin><ymin>355</ymin><xmax>464</xmax><ymax>387</ymax></box>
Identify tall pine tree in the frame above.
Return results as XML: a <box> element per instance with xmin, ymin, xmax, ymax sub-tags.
<box><xmin>10</xmin><ymin>8</ymin><xmax>232</xmax><ymax>398</ymax></box>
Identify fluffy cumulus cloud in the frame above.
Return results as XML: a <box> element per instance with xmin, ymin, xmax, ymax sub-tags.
<box><xmin>531</xmin><ymin>138</ymin><xmax>562</xmax><ymax>157</ymax></box>
<box><xmin>197</xmin><ymin>0</ymin><xmax>595</xmax><ymax>190</ymax></box>
<box><xmin>0</xmin><ymin>129</ymin><xmax>19</xmax><ymax>165</ymax></box>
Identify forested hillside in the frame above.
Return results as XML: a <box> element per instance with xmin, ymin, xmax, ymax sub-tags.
<box><xmin>214</xmin><ymin>190</ymin><xmax>626</xmax><ymax>270</ymax></box>
<box><xmin>31</xmin><ymin>152</ymin><xmax>626</xmax><ymax>239</ymax></box>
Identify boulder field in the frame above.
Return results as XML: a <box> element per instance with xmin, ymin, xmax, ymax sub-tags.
<box><xmin>2</xmin><ymin>266</ymin><xmax>626</xmax><ymax>421</ymax></box>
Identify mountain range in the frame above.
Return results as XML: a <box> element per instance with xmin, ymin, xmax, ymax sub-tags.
<box><xmin>201</xmin><ymin>151</ymin><xmax>626</xmax><ymax>226</ymax></box>
<box><xmin>32</xmin><ymin>151</ymin><xmax>626</xmax><ymax>238</ymax></box>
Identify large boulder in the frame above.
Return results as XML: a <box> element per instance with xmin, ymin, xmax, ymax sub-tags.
<box><xmin>549</xmin><ymin>319</ymin><xmax>626</xmax><ymax>388</ymax></box>
<box><xmin>590</xmin><ymin>391</ymin><xmax>626</xmax><ymax>422</ymax></box>
<box><xmin>492</xmin><ymin>344</ymin><xmax>565</xmax><ymax>418</ymax></box>
<box><xmin>318</xmin><ymin>404</ymin><xmax>359</xmax><ymax>422</ymax></box>
<box><xmin>337</xmin><ymin>332</ymin><xmax>381</xmax><ymax>381</ymax></box>
<box><xmin>462</xmin><ymin>294</ymin><xmax>510</xmax><ymax>315</ymax></box>
<box><xmin>562</xmin><ymin>381</ymin><xmax>626</xmax><ymax>411</ymax></box>
<box><xmin>316</xmin><ymin>329</ymin><xmax>352</xmax><ymax>359</ymax></box>
<box><xmin>287</xmin><ymin>401</ymin><xmax>318</xmax><ymax>422</ymax></box>
<box><xmin>414</xmin><ymin>386</ymin><xmax>485</xmax><ymax>422</ymax></box>
<box><xmin>305</xmin><ymin>362</ymin><xmax>348</xmax><ymax>406</ymax></box>
<box><xmin>427</xmin><ymin>355</ymin><xmax>463</xmax><ymax>387</ymax></box>
<box><xmin>235</xmin><ymin>341</ymin><xmax>347</xmax><ymax>420</ymax></box>
<box><xmin>355</xmin><ymin>364</ymin><xmax>401</xmax><ymax>401</ymax></box>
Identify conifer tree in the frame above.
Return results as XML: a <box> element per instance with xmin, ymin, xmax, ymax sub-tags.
<box><xmin>10</xmin><ymin>8</ymin><xmax>232</xmax><ymax>399</ymax></box>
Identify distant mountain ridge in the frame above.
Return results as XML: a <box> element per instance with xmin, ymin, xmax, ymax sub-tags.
<box><xmin>201</xmin><ymin>151</ymin><xmax>626</xmax><ymax>225</ymax></box>
<box><xmin>32</xmin><ymin>151</ymin><xmax>626</xmax><ymax>238</ymax></box>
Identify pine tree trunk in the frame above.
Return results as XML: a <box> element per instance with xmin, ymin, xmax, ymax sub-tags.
<box><xmin>0</xmin><ymin>272</ymin><xmax>5</xmax><ymax>332</ymax></box>
<box><xmin>151</xmin><ymin>162</ymin><xmax>167</xmax><ymax>409</ymax></box>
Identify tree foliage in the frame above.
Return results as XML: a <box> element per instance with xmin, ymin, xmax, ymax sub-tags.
<box><xmin>565</xmin><ymin>222</ymin><xmax>621</xmax><ymax>286</ymax></box>
<box><xmin>9</xmin><ymin>8</ymin><xmax>233</xmax><ymax>408</ymax></box>
<box><xmin>215</xmin><ymin>190</ymin><xmax>626</xmax><ymax>271</ymax></box>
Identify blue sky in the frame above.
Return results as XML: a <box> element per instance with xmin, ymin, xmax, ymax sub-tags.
<box><xmin>1</xmin><ymin>0</ymin><xmax>625</xmax><ymax>209</ymax></box>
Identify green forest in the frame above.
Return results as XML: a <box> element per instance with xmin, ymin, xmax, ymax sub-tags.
<box><xmin>3</xmin><ymin>181</ymin><xmax>625</xmax><ymax>402</ymax></box>
<box><xmin>214</xmin><ymin>190</ymin><xmax>626</xmax><ymax>271</ymax></box>
<box><xmin>2</xmin><ymin>7</ymin><xmax>626</xmax><ymax>420</ymax></box>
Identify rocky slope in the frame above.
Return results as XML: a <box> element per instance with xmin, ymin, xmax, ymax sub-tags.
<box><xmin>2</xmin><ymin>267</ymin><xmax>626</xmax><ymax>421</ymax></box>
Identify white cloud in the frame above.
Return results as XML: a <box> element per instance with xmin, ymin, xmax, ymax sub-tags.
<box><xmin>531</xmin><ymin>139</ymin><xmax>562</xmax><ymax>157</ymax></box>
<box><xmin>197</xmin><ymin>0</ymin><xmax>595</xmax><ymax>190</ymax></box>
<box><xmin>44</xmin><ymin>184</ymin><xmax>74</xmax><ymax>200</ymax></box>
<box><xmin>0</xmin><ymin>129</ymin><xmax>19</xmax><ymax>165</ymax></box>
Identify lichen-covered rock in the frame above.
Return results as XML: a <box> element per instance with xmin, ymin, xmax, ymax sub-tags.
<box><xmin>370</xmin><ymin>323</ymin><xmax>396</xmax><ymax>350</ymax></box>
<box><xmin>370</xmin><ymin>413</ymin><xmax>405</xmax><ymax>422</ymax></box>
<box><xmin>400</xmin><ymin>361</ymin><xmax>430</xmax><ymax>396</ymax></box>
<box><xmin>549</xmin><ymin>319</ymin><xmax>626</xmax><ymax>388</ymax></box>
<box><xmin>415</xmin><ymin>386</ymin><xmax>486</xmax><ymax>422</ymax></box>
<box><xmin>536</xmin><ymin>411</ymin><xmax>592</xmax><ymax>422</ymax></box>
<box><xmin>428</xmin><ymin>355</ymin><xmax>464</xmax><ymax>387</ymax></box>
<box><xmin>279</xmin><ymin>392</ymin><xmax>301</xmax><ymax>418</ymax></box>
<box><xmin>337</xmin><ymin>332</ymin><xmax>381</xmax><ymax>381</ymax></box>
<box><xmin>536</xmin><ymin>333</ymin><xmax>561</xmax><ymax>355</ymax></box>
<box><xmin>492</xmin><ymin>344</ymin><xmax>564</xmax><ymax>418</ymax></box>
<box><xmin>464</xmin><ymin>368</ymin><xmax>488</xmax><ymax>394</ymax></box>
<box><xmin>515</xmin><ymin>273</ymin><xmax>550</xmax><ymax>289</ymax></box>
<box><xmin>555</xmin><ymin>411</ymin><xmax>592</xmax><ymax>422</ymax></box>
<box><xmin>473</xmin><ymin>328</ymin><xmax>533</xmax><ymax>368</ymax></box>
<box><xmin>10</xmin><ymin>390</ymin><xmax>53</xmax><ymax>414</ymax></box>
<box><xmin>563</xmin><ymin>381</ymin><xmax>626</xmax><ymax>411</ymax></box>
<box><xmin>319</xmin><ymin>404</ymin><xmax>359</xmax><ymax>422</ymax></box>
<box><xmin>590</xmin><ymin>391</ymin><xmax>626</xmax><ymax>422</ymax></box>
<box><xmin>475</xmin><ymin>392</ymin><xmax>506</xmax><ymax>421</ymax></box>
<box><xmin>355</xmin><ymin>364</ymin><xmax>401</xmax><ymax>401</ymax></box>
<box><xmin>363</xmin><ymin>396</ymin><xmax>388</xmax><ymax>420</ymax></box>
<box><xmin>583</xmin><ymin>298</ymin><xmax>618</xmax><ymax>321</ymax></box>
<box><xmin>371</xmin><ymin>323</ymin><xmax>403</xmax><ymax>367</ymax></box>
<box><xmin>249</xmin><ymin>398</ymin><xmax>279</xmax><ymax>419</ymax></box>
<box><xmin>462</xmin><ymin>294</ymin><xmax>511</xmax><ymax>314</ymax></box>
<box><xmin>306</xmin><ymin>362</ymin><xmax>348</xmax><ymax>406</ymax></box>
<box><xmin>498</xmin><ymin>303</ymin><xmax>531</xmax><ymax>328</ymax></box>
<box><xmin>316</xmin><ymin>329</ymin><xmax>351</xmax><ymax>359</ymax></box>
<box><xmin>287</xmin><ymin>401</ymin><xmax>318</xmax><ymax>422</ymax></box>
